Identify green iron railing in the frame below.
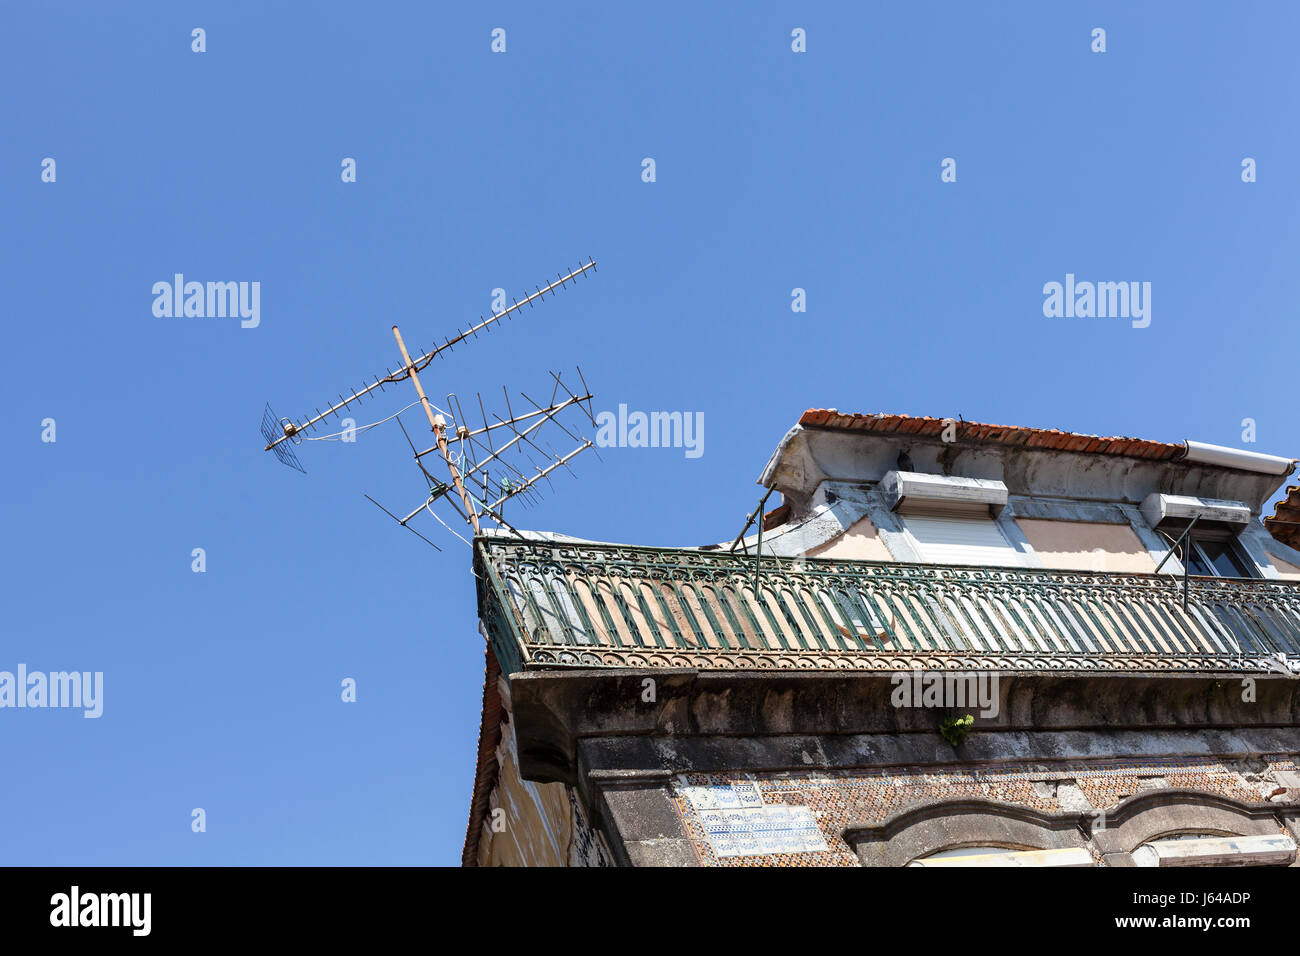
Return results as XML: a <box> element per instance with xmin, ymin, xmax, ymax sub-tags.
<box><xmin>474</xmin><ymin>538</ymin><xmax>1300</xmax><ymax>673</ymax></box>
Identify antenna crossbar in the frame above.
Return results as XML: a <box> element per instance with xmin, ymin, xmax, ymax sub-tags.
<box><xmin>364</xmin><ymin>495</ymin><xmax>443</xmax><ymax>551</ymax></box>
<box><xmin>485</xmin><ymin>441</ymin><xmax>592</xmax><ymax>512</ymax></box>
<box><xmin>414</xmin><ymin>392</ymin><xmax>591</xmax><ymax>461</ymax></box>
<box><xmin>458</xmin><ymin>406</ymin><xmax>574</xmax><ymax>481</ymax></box>
<box><xmin>263</xmin><ymin>258</ymin><xmax>595</xmax><ymax>452</ymax></box>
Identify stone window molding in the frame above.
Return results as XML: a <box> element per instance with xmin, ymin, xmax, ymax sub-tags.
<box><xmin>1085</xmin><ymin>788</ymin><xmax>1297</xmax><ymax>866</ymax></box>
<box><xmin>844</xmin><ymin>789</ymin><xmax>1300</xmax><ymax>867</ymax></box>
<box><xmin>843</xmin><ymin>798</ymin><xmax>1090</xmax><ymax>868</ymax></box>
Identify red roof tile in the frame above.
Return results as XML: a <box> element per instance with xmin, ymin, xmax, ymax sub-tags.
<box><xmin>796</xmin><ymin>410</ymin><xmax>1187</xmax><ymax>462</ymax></box>
<box><xmin>1266</xmin><ymin>485</ymin><xmax>1300</xmax><ymax>550</ymax></box>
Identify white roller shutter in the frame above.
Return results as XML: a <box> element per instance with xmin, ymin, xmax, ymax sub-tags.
<box><xmin>902</xmin><ymin>513</ymin><xmax>1026</xmax><ymax>567</ymax></box>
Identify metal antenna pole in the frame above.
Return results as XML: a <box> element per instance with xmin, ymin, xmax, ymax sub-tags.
<box><xmin>1153</xmin><ymin>515</ymin><xmax>1201</xmax><ymax>612</ymax></box>
<box><xmin>1153</xmin><ymin>515</ymin><xmax>1200</xmax><ymax>574</ymax></box>
<box><xmin>392</xmin><ymin>324</ymin><xmax>481</xmax><ymax>535</ymax></box>
<box><xmin>730</xmin><ymin>486</ymin><xmax>776</xmax><ymax>555</ymax></box>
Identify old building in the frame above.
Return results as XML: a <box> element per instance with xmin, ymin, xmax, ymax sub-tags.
<box><xmin>463</xmin><ymin>411</ymin><xmax>1300</xmax><ymax>867</ymax></box>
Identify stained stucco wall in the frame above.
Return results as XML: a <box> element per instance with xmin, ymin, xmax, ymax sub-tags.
<box><xmin>806</xmin><ymin>515</ymin><xmax>893</xmax><ymax>561</ymax></box>
<box><xmin>476</xmin><ymin>713</ymin><xmax>571</xmax><ymax>866</ymax></box>
<box><xmin>808</xmin><ymin>513</ymin><xmax>1159</xmax><ymax>573</ymax></box>
<box><xmin>1016</xmin><ymin>518</ymin><xmax>1158</xmax><ymax>573</ymax></box>
<box><xmin>476</xmin><ymin>678</ymin><xmax>613</xmax><ymax>867</ymax></box>
<box><xmin>1270</xmin><ymin>554</ymin><xmax>1300</xmax><ymax>580</ymax></box>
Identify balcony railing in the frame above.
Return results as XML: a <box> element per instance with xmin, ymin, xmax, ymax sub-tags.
<box><xmin>474</xmin><ymin>538</ymin><xmax>1300</xmax><ymax>675</ymax></box>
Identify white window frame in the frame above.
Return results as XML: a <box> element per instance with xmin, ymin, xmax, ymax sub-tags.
<box><xmin>1132</xmin><ymin>833</ymin><xmax>1296</xmax><ymax>867</ymax></box>
<box><xmin>899</xmin><ymin>510</ymin><xmax>1031</xmax><ymax>568</ymax></box>
<box><xmin>909</xmin><ymin>846</ymin><xmax>1094</xmax><ymax>867</ymax></box>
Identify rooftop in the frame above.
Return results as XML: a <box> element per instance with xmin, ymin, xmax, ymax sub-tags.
<box><xmin>762</xmin><ymin>410</ymin><xmax>1297</xmax><ymax>543</ymax></box>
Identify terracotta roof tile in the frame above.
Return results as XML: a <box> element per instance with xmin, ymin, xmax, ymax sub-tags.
<box><xmin>796</xmin><ymin>410</ymin><xmax>1186</xmax><ymax>463</ymax></box>
<box><xmin>1266</xmin><ymin>485</ymin><xmax>1300</xmax><ymax>550</ymax></box>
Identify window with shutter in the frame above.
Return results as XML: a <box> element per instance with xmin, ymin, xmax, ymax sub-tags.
<box><xmin>901</xmin><ymin>512</ymin><xmax>1027</xmax><ymax>567</ymax></box>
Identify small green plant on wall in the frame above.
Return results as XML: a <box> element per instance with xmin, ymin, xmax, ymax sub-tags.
<box><xmin>939</xmin><ymin>714</ymin><xmax>974</xmax><ymax>747</ymax></box>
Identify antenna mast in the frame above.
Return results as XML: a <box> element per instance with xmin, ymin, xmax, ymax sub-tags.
<box><xmin>391</xmin><ymin>324</ymin><xmax>481</xmax><ymax>534</ymax></box>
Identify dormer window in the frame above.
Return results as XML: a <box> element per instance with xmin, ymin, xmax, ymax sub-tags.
<box><xmin>1140</xmin><ymin>494</ymin><xmax>1260</xmax><ymax>579</ymax></box>
<box><xmin>900</xmin><ymin>511</ymin><xmax>1028</xmax><ymax>567</ymax></box>
<box><xmin>1179</xmin><ymin>533</ymin><xmax>1257</xmax><ymax>579</ymax></box>
<box><xmin>882</xmin><ymin>471</ymin><xmax>1030</xmax><ymax>568</ymax></box>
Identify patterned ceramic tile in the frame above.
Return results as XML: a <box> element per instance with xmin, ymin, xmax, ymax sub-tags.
<box><xmin>698</xmin><ymin>805</ymin><xmax>827</xmax><ymax>858</ymax></box>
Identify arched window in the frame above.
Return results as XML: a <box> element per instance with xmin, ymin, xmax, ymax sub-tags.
<box><xmin>908</xmin><ymin>845</ymin><xmax>1093</xmax><ymax>867</ymax></box>
<box><xmin>845</xmin><ymin>798</ymin><xmax>1091</xmax><ymax>867</ymax></box>
<box><xmin>1132</xmin><ymin>832</ymin><xmax>1295</xmax><ymax>867</ymax></box>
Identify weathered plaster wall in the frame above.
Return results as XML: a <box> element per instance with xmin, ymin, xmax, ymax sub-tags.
<box><xmin>767</xmin><ymin>426</ymin><xmax>1290</xmax><ymax>515</ymax></box>
<box><xmin>804</xmin><ymin>511</ymin><xmax>1160</xmax><ymax>571</ymax></box>
<box><xmin>476</xmin><ymin>677</ymin><xmax>613</xmax><ymax>867</ymax></box>
<box><xmin>1271</xmin><ymin>554</ymin><xmax>1300</xmax><ymax>580</ymax></box>
<box><xmin>805</xmin><ymin>514</ymin><xmax>893</xmax><ymax>561</ymax></box>
<box><xmin>516</xmin><ymin>668</ymin><xmax>1300</xmax><ymax>866</ymax></box>
<box><xmin>1016</xmin><ymin>518</ymin><xmax>1157</xmax><ymax>573</ymax></box>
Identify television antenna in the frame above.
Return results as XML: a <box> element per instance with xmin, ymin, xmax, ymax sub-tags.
<box><xmin>260</xmin><ymin>258</ymin><xmax>600</xmax><ymax>548</ymax></box>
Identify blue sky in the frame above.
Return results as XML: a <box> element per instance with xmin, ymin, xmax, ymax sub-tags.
<box><xmin>3</xmin><ymin>2</ymin><xmax>1297</xmax><ymax>865</ymax></box>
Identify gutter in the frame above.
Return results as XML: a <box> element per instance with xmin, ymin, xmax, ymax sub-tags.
<box><xmin>1183</xmin><ymin>440</ymin><xmax>1295</xmax><ymax>476</ymax></box>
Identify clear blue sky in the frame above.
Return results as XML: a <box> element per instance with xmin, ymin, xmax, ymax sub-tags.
<box><xmin>3</xmin><ymin>2</ymin><xmax>1297</xmax><ymax>865</ymax></box>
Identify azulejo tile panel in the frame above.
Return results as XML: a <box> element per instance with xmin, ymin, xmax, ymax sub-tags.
<box><xmin>687</xmin><ymin>798</ymin><xmax>828</xmax><ymax>858</ymax></box>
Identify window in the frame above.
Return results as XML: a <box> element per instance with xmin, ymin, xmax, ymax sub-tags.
<box><xmin>908</xmin><ymin>846</ymin><xmax>1094</xmax><ymax>867</ymax></box>
<box><xmin>1183</xmin><ymin>538</ymin><xmax>1255</xmax><ymax>578</ymax></box>
<box><xmin>1160</xmin><ymin>525</ymin><xmax>1258</xmax><ymax>579</ymax></box>
<box><xmin>1141</xmin><ymin>493</ymin><xmax>1258</xmax><ymax>578</ymax></box>
<box><xmin>1132</xmin><ymin>833</ymin><xmax>1296</xmax><ymax>867</ymax></box>
<box><xmin>920</xmin><ymin>845</ymin><xmax>1010</xmax><ymax>860</ymax></box>
<box><xmin>902</xmin><ymin>512</ymin><xmax>1028</xmax><ymax>567</ymax></box>
<box><xmin>883</xmin><ymin>470</ymin><xmax>1026</xmax><ymax>568</ymax></box>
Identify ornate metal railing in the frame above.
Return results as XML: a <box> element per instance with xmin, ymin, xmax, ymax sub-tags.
<box><xmin>473</xmin><ymin>538</ymin><xmax>1300</xmax><ymax>673</ymax></box>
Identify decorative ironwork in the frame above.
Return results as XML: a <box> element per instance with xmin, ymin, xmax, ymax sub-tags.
<box><xmin>473</xmin><ymin>539</ymin><xmax>1300</xmax><ymax>674</ymax></box>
